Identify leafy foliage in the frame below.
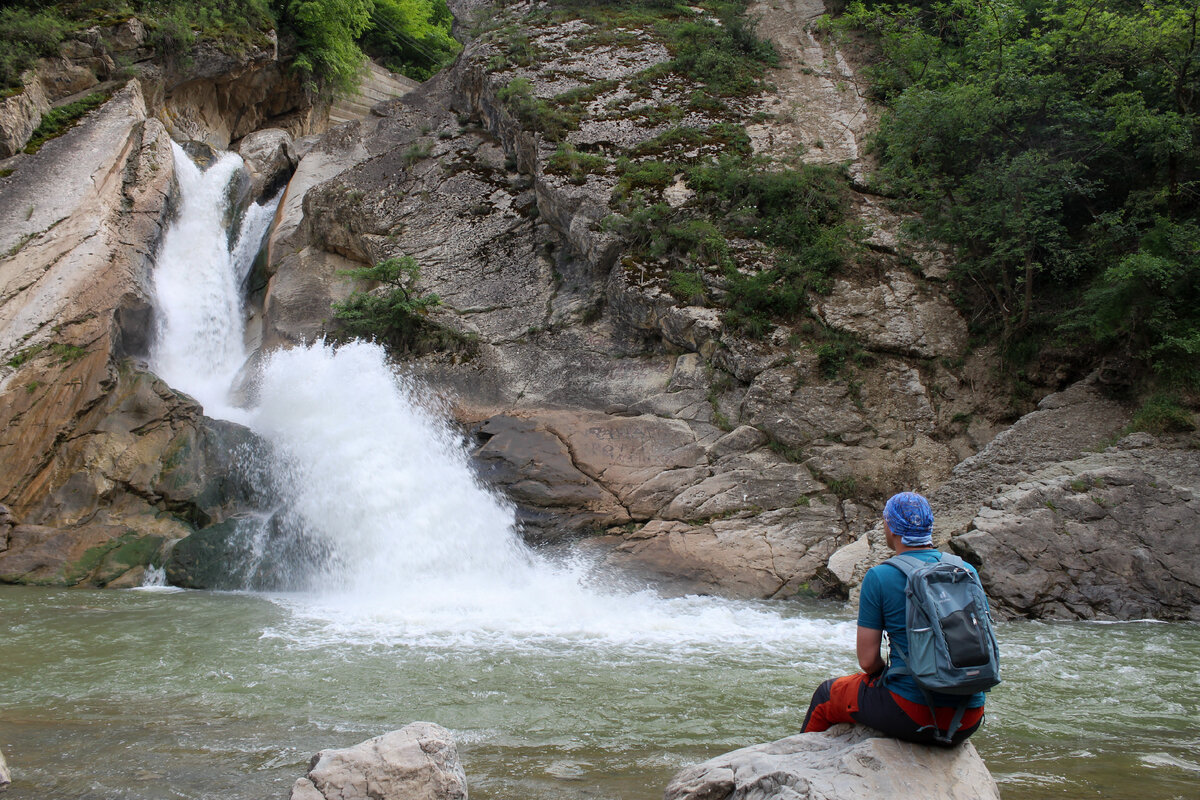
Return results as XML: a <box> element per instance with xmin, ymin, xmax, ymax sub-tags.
<box><xmin>4</xmin><ymin>2</ymin><xmax>458</xmax><ymax>94</ymax></box>
<box><xmin>332</xmin><ymin>256</ymin><xmax>442</xmax><ymax>349</ymax></box>
<box><xmin>0</xmin><ymin>5</ymin><xmax>72</xmax><ymax>89</ymax></box>
<box><xmin>359</xmin><ymin>0</ymin><xmax>461</xmax><ymax>81</ymax></box>
<box><xmin>280</xmin><ymin>0</ymin><xmax>375</xmax><ymax>95</ymax></box>
<box><xmin>836</xmin><ymin>0</ymin><xmax>1200</xmax><ymax>387</ymax></box>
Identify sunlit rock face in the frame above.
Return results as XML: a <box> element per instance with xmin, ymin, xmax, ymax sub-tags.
<box><xmin>0</xmin><ymin>83</ymin><xmax>259</xmax><ymax>587</ymax></box>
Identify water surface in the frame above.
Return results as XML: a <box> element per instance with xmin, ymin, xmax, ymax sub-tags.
<box><xmin>3</xmin><ymin>586</ymin><xmax>1197</xmax><ymax>800</ymax></box>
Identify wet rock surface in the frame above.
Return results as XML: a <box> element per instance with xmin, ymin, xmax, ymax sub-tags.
<box><xmin>290</xmin><ymin>723</ymin><xmax>467</xmax><ymax>800</ymax></box>
<box><xmin>255</xmin><ymin>1</ymin><xmax>1020</xmax><ymax>599</ymax></box>
<box><xmin>0</xmin><ymin>82</ymin><xmax>259</xmax><ymax>587</ymax></box>
<box><xmin>664</xmin><ymin>723</ymin><xmax>1000</xmax><ymax>800</ymax></box>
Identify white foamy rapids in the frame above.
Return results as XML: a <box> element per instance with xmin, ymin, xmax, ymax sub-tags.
<box><xmin>249</xmin><ymin>340</ymin><xmax>854</xmax><ymax>653</ymax></box>
<box><xmin>152</xmin><ymin>143</ymin><xmax>279</xmax><ymax>418</ymax></box>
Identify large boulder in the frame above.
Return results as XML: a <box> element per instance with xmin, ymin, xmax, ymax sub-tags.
<box><xmin>290</xmin><ymin>723</ymin><xmax>467</xmax><ymax>800</ymax></box>
<box><xmin>814</xmin><ymin>269</ymin><xmax>968</xmax><ymax>359</ymax></box>
<box><xmin>0</xmin><ymin>73</ymin><xmax>50</xmax><ymax>158</ymax></box>
<box><xmin>236</xmin><ymin>127</ymin><xmax>297</xmax><ymax>202</ymax></box>
<box><xmin>664</xmin><ymin>724</ymin><xmax>999</xmax><ymax>800</ymax></box>
<box><xmin>953</xmin><ymin>440</ymin><xmax>1200</xmax><ymax>621</ymax></box>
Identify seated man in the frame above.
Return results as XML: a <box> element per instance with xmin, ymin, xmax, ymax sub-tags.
<box><xmin>801</xmin><ymin>491</ymin><xmax>987</xmax><ymax>746</ymax></box>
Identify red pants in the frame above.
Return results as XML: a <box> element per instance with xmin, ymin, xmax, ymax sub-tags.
<box><xmin>802</xmin><ymin>672</ymin><xmax>984</xmax><ymax>746</ymax></box>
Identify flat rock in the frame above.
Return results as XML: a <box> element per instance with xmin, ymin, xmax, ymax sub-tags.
<box><xmin>291</xmin><ymin>723</ymin><xmax>467</xmax><ymax>800</ymax></box>
<box><xmin>664</xmin><ymin>724</ymin><xmax>999</xmax><ymax>800</ymax></box>
<box><xmin>605</xmin><ymin>502</ymin><xmax>847</xmax><ymax>598</ymax></box>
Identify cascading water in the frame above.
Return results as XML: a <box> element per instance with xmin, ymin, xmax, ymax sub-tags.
<box><xmin>5</xmin><ymin>143</ymin><xmax>1199</xmax><ymax>800</ymax></box>
<box><xmin>152</xmin><ymin>146</ymin><xmax>279</xmax><ymax>422</ymax></box>
<box><xmin>150</xmin><ymin>142</ymin><xmax>849</xmax><ymax>652</ymax></box>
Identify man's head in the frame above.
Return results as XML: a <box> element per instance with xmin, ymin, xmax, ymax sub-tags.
<box><xmin>883</xmin><ymin>491</ymin><xmax>934</xmax><ymax>549</ymax></box>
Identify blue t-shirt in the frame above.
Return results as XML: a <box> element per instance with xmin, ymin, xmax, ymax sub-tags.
<box><xmin>858</xmin><ymin>550</ymin><xmax>987</xmax><ymax>708</ymax></box>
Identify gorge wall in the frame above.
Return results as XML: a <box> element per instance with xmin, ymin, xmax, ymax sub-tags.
<box><xmin>0</xmin><ymin>2</ymin><xmax>1195</xmax><ymax>619</ymax></box>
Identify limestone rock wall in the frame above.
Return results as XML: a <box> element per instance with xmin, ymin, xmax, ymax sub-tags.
<box><xmin>0</xmin><ymin>82</ymin><xmax>256</xmax><ymax>587</ymax></box>
<box><xmin>250</xmin><ymin>1</ymin><xmax>1033</xmax><ymax>599</ymax></box>
<box><xmin>0</xmin><ymin>17</ymin><xmax>323</xmax><ymax>162</ymax></box>
<box><xmin>954</xmin><ymin>438</ymin><xmax>1200</xmax><ymax>621</ymax></box>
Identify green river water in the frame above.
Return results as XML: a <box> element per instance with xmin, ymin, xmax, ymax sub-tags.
<box><xmin>2</xmin><ymin>586</ymin><xmax>1198</xmax><ymax>800</ymax></box>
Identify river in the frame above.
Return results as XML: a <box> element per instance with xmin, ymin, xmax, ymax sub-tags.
<box><xmin>2</xmin><ymin>143</ymin><xmax>1196</xmax><ymax>800</ymax></box>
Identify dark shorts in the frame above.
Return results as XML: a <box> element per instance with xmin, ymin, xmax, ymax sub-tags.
<box><xmin>801</xmin><ymin>672</ymin><xmax>984</xmax><ymax>747</ymax></box>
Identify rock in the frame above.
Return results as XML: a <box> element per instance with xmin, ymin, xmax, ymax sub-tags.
<box><xmin>953</xmin><ymin>456</ymin><xmax>1200</xmax><ymax>620</ymax></box>
<box><xmin>291</xmin><ymin>723</ymin><xmax>467</xmax><ymax>800</ymax></box>
<box><xmin>36</xmin><ymin>57</ymin><xmax>100</xmax><ymax>103</ymax></box>
<box><xmin>235</xmin><ymin>127</ymin><xmax>296</xmax><ymax>201</ymax></box>
<box><xmin>0</xmin><ymin>74</ymin><xmax>50</xmax><ymax>158</ymax></box>
<box><xmin>0</xmin><ymin>746</ymin><xmax>9</xmax><ymax>792</ymax></box>
<box><xmin>470</xmin><ymin>413</ymin><xmax>630</xmax><ymax>539</ymax></box>
<box><xmin>827</xmin><ymin>533</ymin><xmax>868</xmax><ymax>586</ymax></box>
<box><xmin>708</xmin><ymin>425</ymin><xmax>769</xmax><ymax>460</ymax></box>
<box><xmin>664</xmin><ymin>724</ymin><xmax>999</xmax><ymax>800</ymax></box>
<box><xmin>604</xmin><ymin>502</ymin><xmax>847</xmax><ymax>598</ymax></box>
<box><xmin>0</xmin><ymin>83</ymin><xmax>263</xmax><ymax>587</ymax></box>
<box><xmin>165</xmin><ymin>511</ymin><xmax>330</xmax><ymax>591</ymax></box>
<box><xmin>99</xmin><ymin>18</ymin><xmax>147</xmax><ymax>54</ymax></box>
<box><xmin>814</xmin><ymin>270</ymin><xmax>968</xmax><ymax>359</ymax></box>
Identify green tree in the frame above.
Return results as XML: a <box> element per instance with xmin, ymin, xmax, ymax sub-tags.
<box><xmin>332</xmin><ymin>255</ymin><xmax>442</xmax><ymax>349</ymax></box>
<box><xmin>280</xmin><ymin>0</ymin><xmax>375</xmax><ymax>95</ymax></box>
<box><xmin>837</xmin><ymin>0</ymin><xmax>1200</xmax><ymax>385</ymax></box>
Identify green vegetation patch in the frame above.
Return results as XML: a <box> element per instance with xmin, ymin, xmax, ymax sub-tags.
<box><xmin>23</xmin><ymin>90</ymin><xmax>112</xmax><ymax>154</ymax></box>
<box><xmin>3</xmin><ymin>1</ymin><xmax>458</xmax><ymax>96</ymax></box>
<box><xmin>1127</xmin><ymin>394</ymin><xmax>1196</xmax><ymax>436</ymax></box>
<box><xmin>546</xmin><ymin>143</ymin><xmax>609</xmax><ymax>184</ymax></box>
<box><xmin>833</xmin><ymin>0</ymin><xmax>1200</xmax><ymax>388</ymax></box>
<box><xmin>62</xmin><ymin>530</ymin><xmax>165</xmax><ymax>586</ymax></box>
<box><xmin>332</xmin><ymin>255</ymin><xmax>466</xmax><ymax>353</ymax></box>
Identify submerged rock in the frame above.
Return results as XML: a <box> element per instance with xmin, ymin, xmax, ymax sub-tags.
<box><xmin>664</xmin><ymin>724</ymin><xmax>999</xmax><ymax>800</ymax></box>
<box><xmin>290</xmin><ymin>723</ymin><xmax>467</xmax><ymax>800</ymax></box>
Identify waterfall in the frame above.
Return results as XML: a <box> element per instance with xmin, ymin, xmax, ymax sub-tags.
<box><xmin>152</xmin><ymin>145</ymin><xmax>279</xmax><ymax>421</ymax></box>
<box><xmin>149</xmin><ymin>143</ymin><xmax>851</xmax><ymax>651</ymax></box>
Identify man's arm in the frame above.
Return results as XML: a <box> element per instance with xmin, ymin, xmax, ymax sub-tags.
<box><xmin>857</xmin><ymin>626</ymin><xmax>886</xmax><ymax>674</ymax></box>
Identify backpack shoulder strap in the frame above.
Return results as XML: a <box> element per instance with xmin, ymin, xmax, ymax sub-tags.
<box><xmin>882</xmin><ymin>552</ymin><xmax>939</xmax><ymax>578</ymax></box>
<box><xmin>938</xmin><ymin>553</ymin><xmax>968</xmax><ymax>570</ymax></box>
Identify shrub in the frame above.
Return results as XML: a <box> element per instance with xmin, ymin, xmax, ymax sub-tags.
<box><xmin>1128</xmin><ymin>394</ymin><xmax>1196</xmax><ymax>435</ymax></box>
<box><xmin>332</xmin><ymin>255</ymin><xmax>442</xmax><ymax>350</ymax></box>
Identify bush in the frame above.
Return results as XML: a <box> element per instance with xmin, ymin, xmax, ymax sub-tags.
<box><xmin>0</xmin><ymin>5</ymin><xmax>70</xmax><ymax>90</ymax></box>
<box><xmin>1128</xmin><ymin>394</ymin><xmax>1196</xmax><ymax>435</ymax></box>
<box><xmin>332</xmin><ymin>255</ymin><xmax>442</xmax><ymax>350</ymax></box>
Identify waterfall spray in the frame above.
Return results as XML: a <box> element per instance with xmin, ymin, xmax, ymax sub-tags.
<box><xmin>148</xmin><ymin>143</ymin><xmax>851</xmax><ymax>651</ymax></box>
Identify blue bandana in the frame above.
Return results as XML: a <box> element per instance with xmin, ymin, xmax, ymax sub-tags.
<box><xmin>884</xmin><ymin>492</ymin><xmax>933</xmax><ymax>546</ymax></box>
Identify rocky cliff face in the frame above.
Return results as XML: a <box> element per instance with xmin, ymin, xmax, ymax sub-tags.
<box><xmin>0</xmin><ymin>82</ymin><xmax>258</xmax><ymax>587</ymax></box>
<box><xmin>253</xmin><ymin>0</ymin><xmax>1029</xmax><ymax>600</ymax></box>
<box><xmin>0</xmin><ymin>17</ymin><xmax>322</xmax><ymax>162</ymax></box>
<box><xmin>2</xmin><ymin>2</ymin><xmax>1192</xmax><ymax>618</ymax></box>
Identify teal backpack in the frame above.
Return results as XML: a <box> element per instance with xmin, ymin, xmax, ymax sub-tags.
<box><xmin>884</xmin><ymin>552</ymin><xmax>1001</xmax><ymax>743</ymax></box>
